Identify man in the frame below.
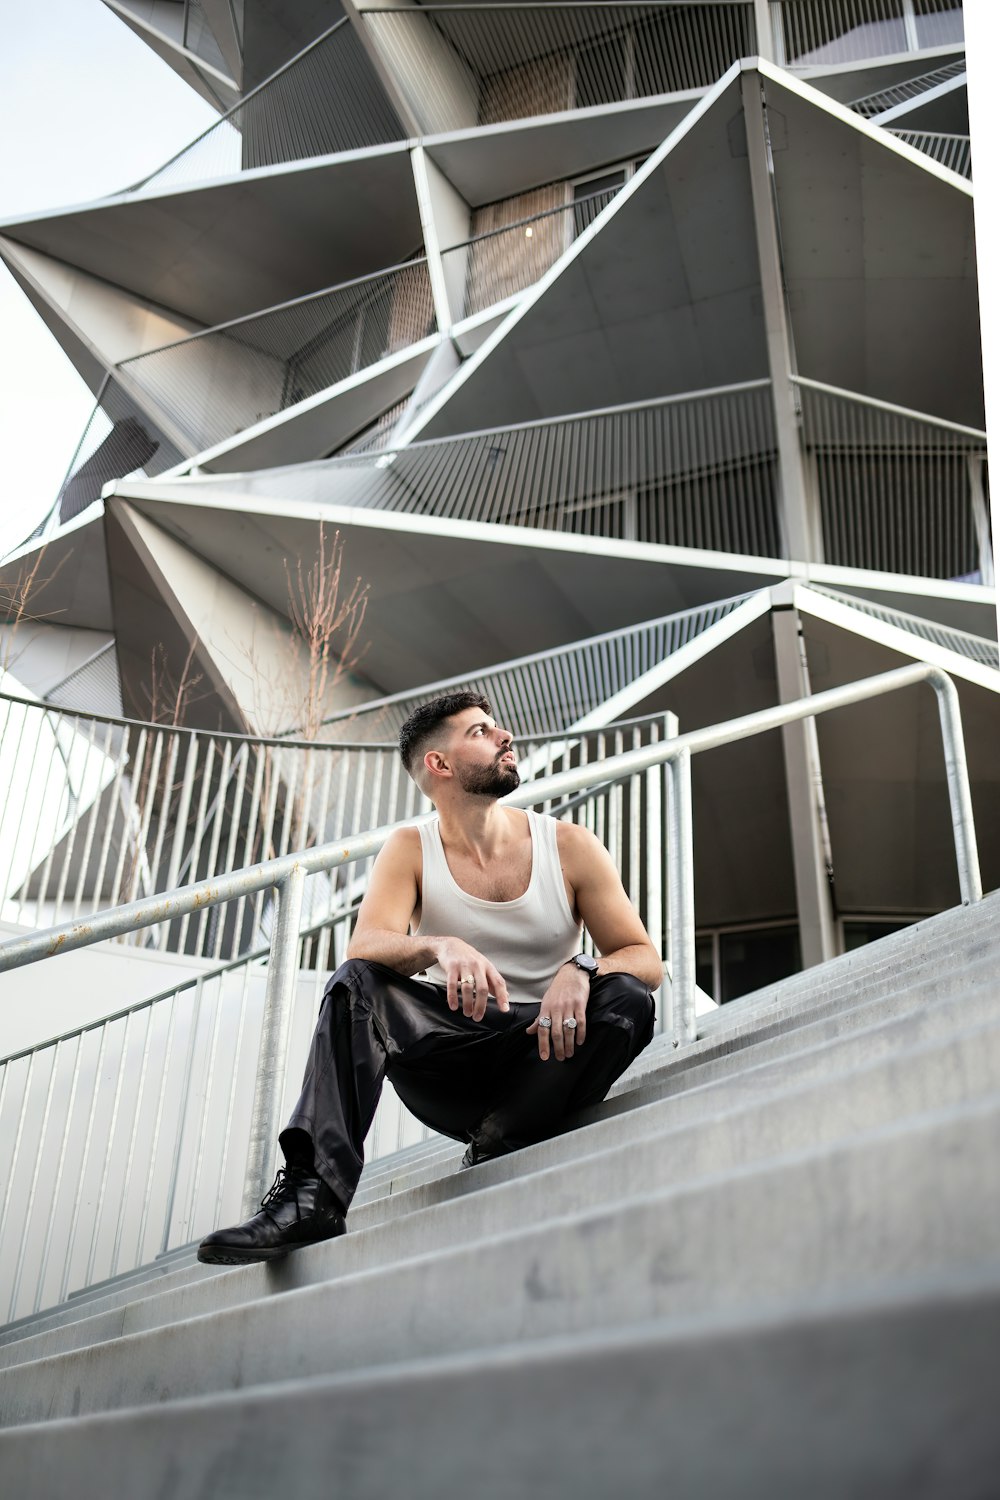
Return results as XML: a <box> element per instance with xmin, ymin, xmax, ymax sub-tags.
<box><xmin>199</xmin><ymin>691</ymin><xmax>661</xmax><ymax>1264</ymax></box>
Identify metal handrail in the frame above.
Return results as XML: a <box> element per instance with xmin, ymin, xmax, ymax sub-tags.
<box><xmin>0</xmin><ymin>662</ymin><xmax>981</xmax><ymax>1216</ymax></box>
<box><xmin>124</xmin><ymin>17</ymin><xmax>351</xmax><ymax>192</ymax></box>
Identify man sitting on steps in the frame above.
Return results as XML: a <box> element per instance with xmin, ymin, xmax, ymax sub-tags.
<box><xmin>198</xmin><ymin>690</ymin><xmax>662</xmax><ymax>1264</ymax></box>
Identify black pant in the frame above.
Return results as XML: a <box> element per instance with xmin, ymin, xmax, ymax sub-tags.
<box><xmin>280</xmin><ymin>959</ymin><xmax>656</xmax><ymax>1213</ymax></box>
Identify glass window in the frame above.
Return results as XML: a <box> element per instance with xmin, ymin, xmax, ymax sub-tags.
<box><xmin>696</xmin><ymin>936</ymin><xmax>715</xmax><ymax>1000</ymax></box>
<box><xmin>843</xmin><ymin>919</ymin><xmax>914</xmax><ymax>951</ymax></box>
<box><xmin>572</xmin><ymin>171</ymin><xmax>626</xmax><ymax>236</ymax></box>
<box><xmin>718</xmin><ymin>926</ymin><xmax>801</xmax><ymax>1003</ymax></box>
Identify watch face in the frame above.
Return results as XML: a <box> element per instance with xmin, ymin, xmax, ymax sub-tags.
<box><xmin>574</xmin><ymin>954</ymin><xmax>599</xmax><ymax>974</ymax></box>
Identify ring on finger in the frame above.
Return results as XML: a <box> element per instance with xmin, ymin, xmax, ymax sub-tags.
<box><xmin>537</xmin><ymin>1015</ymin><xmax>552</xmax><ymax>1030</ymax></box>
<box><xmin>461</xmin><ymin>974</ymin><xmax>476</xmax><ymax>987</ymax></box>
<box><xmin>562</xmin><ymin>1017</ymin><xmax>578</xmax><ymax>1030</ymax></box>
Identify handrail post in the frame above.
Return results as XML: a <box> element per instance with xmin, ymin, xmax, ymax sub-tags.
<box><xmin>241</xmin><ymin>864</ymin><xmax>306</xmax><ymax>1217</ymax></box>
<box><xmin>668</xmin><ymin>747</ymin><xmax>696</xmax><ymax>1047</ymax></box>
<box><xmin>928</xmin><ymin>671</ymin><xmax>983</xmax><ymax>906</ymax></box>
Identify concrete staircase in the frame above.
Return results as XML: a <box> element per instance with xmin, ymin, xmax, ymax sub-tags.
<box><xmin>1</xmin><ymin>894</ymin><xmax>998</xmax><ymax>1496</ymax></box>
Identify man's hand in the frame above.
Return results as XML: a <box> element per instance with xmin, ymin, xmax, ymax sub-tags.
<box><xmin>527</xmin><ymin>963</ymin><xmax>589</xmax><ymax>1061</ymax></box>
<box><xmin>433</xmin><ymin>938</ymin><xmax>510</xmax><ymax>1022</ymax></box>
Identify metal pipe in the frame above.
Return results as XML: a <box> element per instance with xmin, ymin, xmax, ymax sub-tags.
<box><xmin>240</xmin><ymin>864</ymin><xmax>306</xmax><ymax>1216</ymax></box>
<box><xmin>668</xmin><ymin>747</ymin><xmax>696</xmax><ymax>1046</ymax></box>
<box><xmin>927</xmin><ymin>667</ymin><xmax>983</xmax><ymax>906</ymax></box>
<box><xmin>0</xmin><ymin>662</ymin><xmax>983</xmax><ymax>980</ymax></box>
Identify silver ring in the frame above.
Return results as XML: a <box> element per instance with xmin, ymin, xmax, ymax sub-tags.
<box><xmin>537</xmin><ymin>1015</ymin><xmax>552</xmax><ymax>1030</ymax></box>
<box><xmin>562</xmin><ymin>1017</ymin><xmax>578</xmax><ymax>1030</ymax></box>
<box><xmin>461</xmin><ymin>975</ymin><xmax>476</xmax><ymax>987</ymax></box>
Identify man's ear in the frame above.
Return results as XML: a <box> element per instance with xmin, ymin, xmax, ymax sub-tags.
<box><xmin>423</xmin><ymin>750</ymin><xmax>451</xmax><ymax>782</ymax></box>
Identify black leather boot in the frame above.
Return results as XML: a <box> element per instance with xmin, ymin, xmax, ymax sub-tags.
<box><xmin>197</xmin><ymin>1166</ymin><xmax>346</xmax><ymax>1264</ymax></box>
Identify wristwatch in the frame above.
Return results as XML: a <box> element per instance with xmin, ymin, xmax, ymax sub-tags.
<box><xmin>566</xmin><ymin>953</ymin><xmax>599</xmax><ymax>979</ymax></box>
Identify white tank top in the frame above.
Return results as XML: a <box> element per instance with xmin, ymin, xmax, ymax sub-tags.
<box><xmin>415</xmin><ymin>809</ymin><xmax>582</xmax><ymax>1003</ymax></box>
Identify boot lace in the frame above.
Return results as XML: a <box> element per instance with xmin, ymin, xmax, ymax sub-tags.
<box><xmin>259</xmin><ymin>1167</ymin><xmax>305</xmax><ymax>1224</ymax></box>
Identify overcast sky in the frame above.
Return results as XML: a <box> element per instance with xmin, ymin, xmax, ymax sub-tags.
<box><xmin>0</xmin><ymin>0</ymin><xmax>216</xmax><ymax>557</ymax></box>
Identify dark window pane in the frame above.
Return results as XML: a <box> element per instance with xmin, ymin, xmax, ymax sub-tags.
<box><xmin>843</xmin><ymin>919</ymin><xmax>914</xmax><ymax>952</ymax></box>
<box><xmin>719</xmin><ymin>926</ymin><xmax>801</xmax><ymax>1003</ymax></box>
<box><xmin>696</xmin><ymin>936</ymin><xmax>715</xmax><ymax>1000</ymax></box>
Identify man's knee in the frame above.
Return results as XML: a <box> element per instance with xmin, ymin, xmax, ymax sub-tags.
<box><xmin>590</xmin><ymin>972</ymin><xmax>656</xmax><ymax>1033</ymax></box>
<box><xmin>330</xmin><ymin>956</ymin><xmax>376</xmax><ymax>983</ymax></box>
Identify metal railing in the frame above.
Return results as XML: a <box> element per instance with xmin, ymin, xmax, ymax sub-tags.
<box><xmin>442</xmin><ymin>183</ymin><xmax>623</xmax><ymax>322</ymax></box>
<box><xmin>773</xmin><ymin>0</ymin><xmax>963</xmax><ymax>67</ymax></box>
<box><xmin>809</xmin><ymin>587</ymin><xmax>999</xmax><ymax>667</ymax></box>
<box><xmin>119</xmin><ymin>260</ymin><xmax>437</xmax><ymax>456</ymax></box>
<box><xmin>219</xmin><ymin>381</ymin><xmax>784</xmax><ymax>556</ymax></box>
<box><xmin>0</xmin><ymin>662</ymin><xmax>981</xmax><ymax>1323</ymax></box>
<box><xmin>0</xmin><ymin>715</ymin><xmax>676</xmax><ymax>1319</ymax></box>
<box><xmin>888</xmin><ymin>129</ymin><xmax>971</xmax><ymax>176</ymax></box>
<box><xmin>0</xmin><ymin>681</ymin><xmax>688</xmax><ymax>958</ymax></box>
<box><xmin>0</xmin><ymin>698</ymin><xmax>427</xmax><ymax>958</ymax></box>
<box><xmin>104</xmin><ymin>0</ymin><xmax>239</xmax><ymax>112</ymax></box>
<box><xmin>793</xmin><ymin>377</ymin><xmax>991</xmax><ymax>581</ymax></box>
<box><xmin>356</xmin><ymin>2</ymin><xmax>757</xmax><ymax>135</ymax></box>
<box><xmin>318</xmin><ymin>595</ymin><xmax>755</xmax><ymax>741</ymax></box>
<box><xmin>848</xmin><ymin>56</ymin><xmax>966</xmax><ymax>116</ymax></box>
<box><xmin>126</xmin><ymin>18</ymin><xmax>404</xmax><ymax>195</ymax></box>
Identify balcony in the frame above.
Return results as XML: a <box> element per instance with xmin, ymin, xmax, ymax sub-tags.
<box><xmin>126</xmin><ymin>17</ymin><xmax>405</xmax><ymax>195</ymax></box>
<box><xmin>118</xmin><ymin>260</ymin><xmax>437</xmax><ymax>458</ymax></box>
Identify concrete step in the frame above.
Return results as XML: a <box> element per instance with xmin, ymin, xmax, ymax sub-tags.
<box><xmin>5</xmin><ymin>993</ymin><xmax>998</xmax><ymax>1374</ymax></box>
<box><xmin>356</xmin><ymin>956</ymin><xmax>1000</xmax><ymax>1204</ymax></box>
<box><xmin>4</xmin><ymin>965</ymin><xmax>994</xmax><ymax>1359</ymax></box>
<box><xmin>3</xmin><ymin>1088</ymin><xmax>998</xmax><ymax>1428</ymax></box>
<box><xmin>0</xmin><ymin>1268</ymin><xmax>997</xmax><ymax>1498</ymax></box>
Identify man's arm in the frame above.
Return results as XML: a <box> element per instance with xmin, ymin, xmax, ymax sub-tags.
<box><xmin>347</xmin><ymin>828</ymin><xmax>509</xmax><ymax>1017</ymax></box>
<box><xmin>527</xmin><ymin>820</ymin><xmax>663</xmax><ymax>1060</ymax></box>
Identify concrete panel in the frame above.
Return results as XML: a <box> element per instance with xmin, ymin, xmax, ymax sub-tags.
<box><xmin>104</xmin><ymin>501</ymin><xmax>246</xmax><ymax>730</ymax></box>
<box><xmin>425</xmin><ymin>94</ymin><xmax>699</xmax><ymax>206</ymax></box>
<box><xmin>0</xmin><ymin>149</ymin><xmax>423</xmax><ymax>329</ymax></box>
<box><xmin>875</xmin><ymin>76</ymin><xmax>968</xmax><ymax>132</ymax></box>
<box><xmin>0</xmin><ymin>515</ymin><xmax>113</xmax><ymax>634</ymax></box>
<box><xmin>0</xmin><ymin>623</ymin><xmax>114</xmax><ymax>702</ymax></box>
<box><xmin>356</xmin><ymin>0</ymin><xmax>479</xmax><ymax>134</ymax></box>
<box><xmin>122</xmin><ymin>505</ymin><xmax>378</xmax><ymax>732</ymax></box>
<box><xmin>121</xmin><ymin>488</ymin><xmax>785</xmax><ymax>695</ymax></box>
<box><xmin>419</xmin><ymin>74</ymin><xmax>768</xmax><ymax>435</ymax></box>
<box><xmin>0</xmin><ymin>238</ymin><xmax>201</xmax><ymax>367</ymax></box>
<box><xmin>764</xmin><ymin>74</ymin><xmax>981</xmax><ymax>427</ymax></box>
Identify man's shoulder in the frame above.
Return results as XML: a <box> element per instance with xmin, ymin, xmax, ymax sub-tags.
<box><xmin>380</xmin><ymin>824</ymin><xmax>425</xmax><ymax>867</ymax></box>
<box><xmin>553</xmin><ymin>817</ymin><xmax>602</xmax><ymax>859</ymax></box>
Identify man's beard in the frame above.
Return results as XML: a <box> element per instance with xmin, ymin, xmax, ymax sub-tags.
<box><xmin>457</xmin><ymin>757</ymin><xmax>521</xmax><ymax>798</ymax></box>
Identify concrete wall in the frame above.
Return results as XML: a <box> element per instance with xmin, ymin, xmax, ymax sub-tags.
<box><xmin>123</xmin><ymin>509</ymin><xmax>379</xmax><ymax>735</ymax></box>
<box><xmin>123</xmin><ymin>332</ymin><xmax>288</xmax><ymax>454</ymax></box>
<box><xmin>355</xmin><ymin>0</ymin><xmax>479</xmax><ymax>134</ymax></box>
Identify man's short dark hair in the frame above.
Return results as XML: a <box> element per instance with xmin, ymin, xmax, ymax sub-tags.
<box><xmin>398</xmin><ymin>691</ymin><xmax>493</xmax><ymax>775</ymax></box>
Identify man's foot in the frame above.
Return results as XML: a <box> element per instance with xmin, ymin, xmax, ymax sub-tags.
<box><xmin>460</xmin><ymin>1128</ymin><xmax>519</xmax><ymax>1170</ymax></box>
<box><xmin>197</xmin><ymin>1167</ymin><xmax>346</xmax><ymax>1265</ymax></box>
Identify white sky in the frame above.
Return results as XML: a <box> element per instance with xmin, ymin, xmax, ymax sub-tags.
<box><xmin>0</xmin><ymin>0</ymin><xmax>216</xmax><ymax>557</ymax></box>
